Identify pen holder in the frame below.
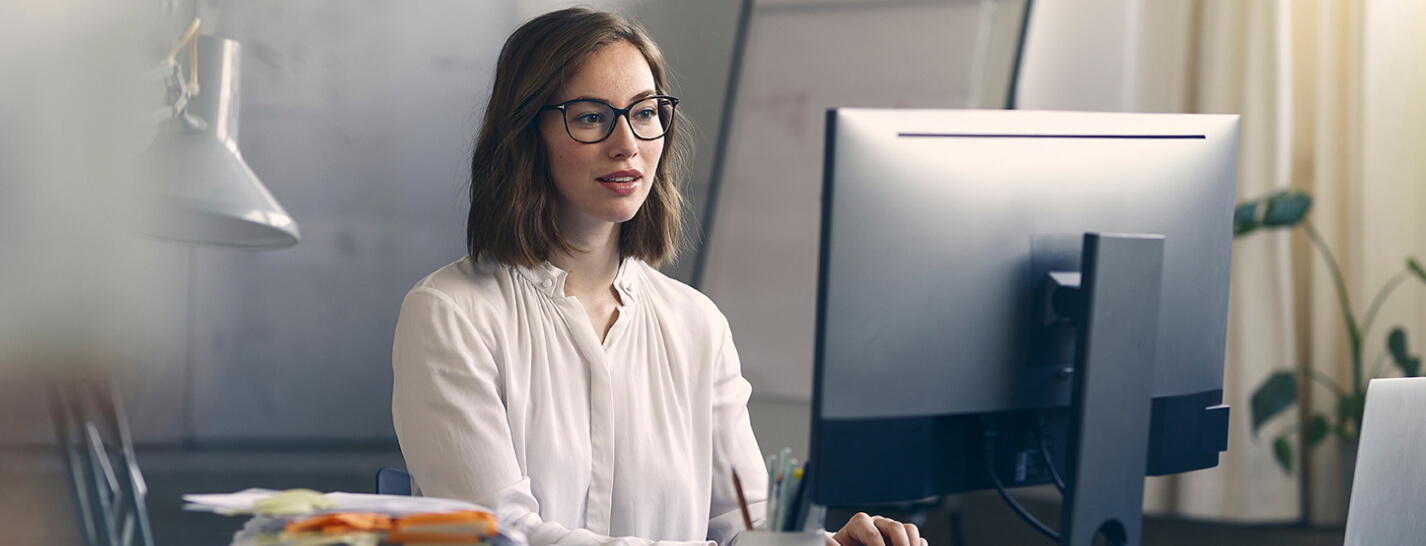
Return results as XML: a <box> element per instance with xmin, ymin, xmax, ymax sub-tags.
<box><xmin>731</xmin><ymin>530</ymin><xmax>826</xmax><ymax>546</ymax></box>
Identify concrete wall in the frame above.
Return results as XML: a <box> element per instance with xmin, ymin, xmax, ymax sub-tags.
<box><xmin>3</xmin><ymin>0</ymin><xmax>1029</xmax><ymax>451</ymax></box>
<box><xmin>0</xmin><ymin>0</ymin><xmax>747</xmax><ymax>446</ymax></box>
<box><xmin>180</xmin><ymin>0</ymin><xmax>516</xmax><ymax>443</ymax></box>
<box><xmin>160</xmin><ymin>0</ymin><xmax>744</xmax><ymax>445</ymax></box>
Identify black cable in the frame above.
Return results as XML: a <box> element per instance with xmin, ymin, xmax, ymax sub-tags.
<box><xmin>984</xmin><ymin>433</ymin><xmax>1060</xmax><ymax>543</ymax></box>
<box><xmin>1038</xmin><ymin>429</ymin><xmax>1067</xmax><ymax>494</ymax></box>
<box><xmin>1005</xmin><ymin>0</ymin><xmax>1035</xmax><ymax>109</ymax></box>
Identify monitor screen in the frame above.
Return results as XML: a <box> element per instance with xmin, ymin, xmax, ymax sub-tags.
<box><xmin>809</xmin><ymin>109</ymin><xmax>1238</xmax><ymax>505</ymax></box>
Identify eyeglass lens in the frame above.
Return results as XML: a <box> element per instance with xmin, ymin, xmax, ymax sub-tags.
<box><xmin>562</xmin><ymin>97</ymin><xmax>674</xmax><ymax>143</ymax></box>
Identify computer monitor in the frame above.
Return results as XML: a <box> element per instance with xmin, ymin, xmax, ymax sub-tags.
<box><xmin>808</xmin><ymin>109</ymin><xmax>1239</xmax><ymax>543</ymax></box>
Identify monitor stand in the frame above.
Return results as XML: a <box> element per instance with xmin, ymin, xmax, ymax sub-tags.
<box><xmin>1056</xmin><ymin>233</ymin><xmax>1164</xmax><ymax>546</ymax></box>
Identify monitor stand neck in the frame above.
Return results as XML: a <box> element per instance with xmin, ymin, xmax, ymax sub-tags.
<box><xmin>1059</xmin><ymin>232</ymin><xmax>1165</xmax><ymax>546</ymax></box>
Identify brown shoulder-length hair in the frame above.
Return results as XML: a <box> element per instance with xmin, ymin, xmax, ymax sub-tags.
<box><xmin>466</xmin><ymin>7</ymin><xmax>688</xmax><ymax>268</ymax></box>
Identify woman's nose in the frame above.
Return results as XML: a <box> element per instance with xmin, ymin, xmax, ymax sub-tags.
<box><xmin>605</xmin><ymin>115</ymin><xmax>639</xmax><ymax>158</ymax></box>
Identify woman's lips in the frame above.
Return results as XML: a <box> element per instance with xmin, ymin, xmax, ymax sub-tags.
<box><xmin>598</xmin><ymin>176</ymin><xmax>640</xmax><ymax>196</ymax></box>
<box><xmin>597</xmin><ymin>171</ymin><xmax>642</xmax><ymax>196</ymax></box>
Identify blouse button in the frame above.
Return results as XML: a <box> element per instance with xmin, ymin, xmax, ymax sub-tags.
<box><xmin>541</xmin><ymin>279</ymin><xmax>553</xmax><ymax>289</ymax></box>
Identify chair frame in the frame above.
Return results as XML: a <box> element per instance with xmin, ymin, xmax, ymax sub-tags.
<box><xmin>50</xmin><ymin>378</ymin><xmax>155</xmax><ymax>546</ymax></box>
<box><xmin>376</xmin><ymin>466</ymin><xmax>412</xmax><ymax>496</ymax></box>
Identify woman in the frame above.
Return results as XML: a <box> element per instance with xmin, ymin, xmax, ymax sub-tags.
<box><xmin>392</xmin><ymin>8</ymin><xmax>924</xmax><ymax>546</ymax></box>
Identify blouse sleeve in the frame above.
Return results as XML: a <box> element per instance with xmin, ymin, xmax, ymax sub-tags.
<box><xmin>706</xmin><ymin>315</ymin><xmax>770</xmax><ymax>546</ymax></box>
<box><xmin>392</xmin><ymin>287</ymin><xmax>712</xmax><ymax>546</ymax></box>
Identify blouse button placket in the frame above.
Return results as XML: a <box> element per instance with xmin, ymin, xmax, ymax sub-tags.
<box><xmin>552</xmin><ymin>286</ymin><xmax>617</xmax><ymax>535</ymax></box>
<box><xmin>584</xmin><ymin>346</ymin><xmax>615</xmax><ymax>535</ymax></box>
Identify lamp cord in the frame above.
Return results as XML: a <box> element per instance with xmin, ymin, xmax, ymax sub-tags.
<box><xmin>165</xmin><ymin>18</ymin><xmax>202</xmax><ymax>98</ymax></box>
<box><xmin>165</xmin><ymin>17</ymin><xmax>201</xmax><ymax>63</ymax></box>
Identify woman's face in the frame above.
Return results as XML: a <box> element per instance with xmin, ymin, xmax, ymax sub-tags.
<box><xmin>539</xmin><ymin>41</ymin><xmax>663</xmax><ymax>233</ymax></box>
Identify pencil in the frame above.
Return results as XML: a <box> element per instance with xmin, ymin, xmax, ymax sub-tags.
<box><xmin>776</xmin><ymin>463</ymin><xmax>799</xmax><ymax>531</ymax></box>
<box><xmin>732</xmin><ymin>469</ymin><xmax>754</xmax><ymax>531</ymax></box>
<box><xmin>770</xmin><ymin>456</ymin><xmax>781</xmax><ymax>533</ymax></box>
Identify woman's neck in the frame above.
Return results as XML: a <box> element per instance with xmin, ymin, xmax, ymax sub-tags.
<box><xmin>548</xmin><ymin>220</ymin><xmax>622</xmax><ymax>299</ymax></box>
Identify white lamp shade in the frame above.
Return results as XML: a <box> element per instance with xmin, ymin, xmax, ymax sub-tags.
<box><xmin>140</xmin><ymin>35</ymin><xmax>299</xmax><ymax>249</ymax></box>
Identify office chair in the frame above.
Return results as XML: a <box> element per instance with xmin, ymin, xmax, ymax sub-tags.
<box><xmin>50</xmin><ymin>377</ymin><xmax>155</xmax><ymax>546</ymax></box>
<box><xmin>377</xmin><ymin>466</ymin><xmax>413</xmax><ymax>496</ymax></box>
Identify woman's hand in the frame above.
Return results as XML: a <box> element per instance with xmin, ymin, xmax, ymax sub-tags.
<box><xmin>828</xmin><ymin>513</ymin><xmax>926</xmax><ymax>546</ymax></box>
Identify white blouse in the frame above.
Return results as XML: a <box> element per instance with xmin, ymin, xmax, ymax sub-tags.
<box><xmin>392</xmin><ymin>255</ymin><xmax>769</xmax><ymax>546</ymax></box>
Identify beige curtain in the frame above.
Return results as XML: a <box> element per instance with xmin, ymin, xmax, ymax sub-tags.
<box><xmin>1135</xmin><ymin>0</ymin><xmax>1426</xmax><ymax>524</ymax></box>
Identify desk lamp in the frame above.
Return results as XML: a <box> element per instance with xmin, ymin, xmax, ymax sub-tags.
<box><xmin>138</xmin><ymin>19</ymin><xmax>300</xmax><ymax>249</ymax></box>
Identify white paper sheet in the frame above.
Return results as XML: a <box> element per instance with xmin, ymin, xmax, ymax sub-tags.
<box><xmin>183</xmin><ymin>488</ymin><xmax>490</xmax><ymax>516</ymax></box>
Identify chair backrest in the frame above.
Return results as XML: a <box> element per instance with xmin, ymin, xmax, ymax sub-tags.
<box><xmin>377</xmin><ymin>466</ymin><xmax>413</xmax><ymax>496</ymax></box>
<box><xmin>1343</xmin><ymin>377</ymin><xmax>1426</xmax><ymax>545</ymax></box>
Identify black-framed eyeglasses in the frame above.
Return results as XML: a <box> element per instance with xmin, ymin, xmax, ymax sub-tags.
<box><xmin>540</xmin><ymin>95</ymin><xmax>678</xmax><ymax>144</ymax></box>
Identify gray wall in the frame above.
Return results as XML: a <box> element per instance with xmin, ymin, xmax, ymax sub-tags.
<box><xmin>0</xmin><ymin>0</ymin><xmax>746</xmax><ymax>446</ymax></box>
<box><xmin>189</xmin><ymin>0</ymin><xmax>746</xmax><ymax>444</ymax></box>
<box><xmin>180</xmin><ymin>0</ymin><xmax>744</xmax><ymax>444</ymax></box>
<box><xmin>182</xmin><ymin>1</ymin><xmax>514</xmax><ymax>442</ymax></box>
<box><xmin>2</xmin><ymin>0</ymin><xmax>1025</xmax><ymax>450</ymax></box>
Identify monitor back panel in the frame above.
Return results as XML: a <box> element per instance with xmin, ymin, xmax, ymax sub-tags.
<box><xmin>816</xmin><ymin>109</ymin><xmax>1239</xmax><ymax>420</ymax></box>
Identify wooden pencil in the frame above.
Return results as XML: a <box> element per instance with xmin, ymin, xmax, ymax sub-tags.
<box><xmin>732</xmin><ymin>468</ymin><xmax>754</xmax><ymax>531</ymax></box>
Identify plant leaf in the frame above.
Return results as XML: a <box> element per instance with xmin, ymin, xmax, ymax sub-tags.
<box><xmin>1337</xmin><ymin>392</ymin><xmax>1367</xmax><ymax>442</ymax></box>
<box><xmin>1305</xmin><ymin>414</ymin><xmax>1330</xmax><ymax>447</ymax></box>
<box><xmin>1261</xmin><ymin>191</ymin><xmax>1313</xmax><ymax>227</ymax></box>
<box><xmin>1409</xmin><ymin>257</ymin><xmax>1426</xmax><ymax>284</ymax></box>
<box><xmin>1234</xmin><ymin>201</ymin><xmax>1260</xmax><ymax>237</ymax></box>
<box><xmin>1273</xmin><ymin>434</ymin><xmax>1293</xmax><ymax>473</ymax></box>
<box><xmin>1387</xmin><ymin>327</ymin><xmax>1421</xmax><ymax>377</ymax></box>
<box><xmin>1251</xmin><ymin>371</ymin><xmax>1298</xmax><ymax>433</ymax></box>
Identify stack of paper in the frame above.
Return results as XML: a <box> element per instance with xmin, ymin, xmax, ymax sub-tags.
<box><xmin>183</xmin><ymin>488</ymin><xmax>488</xmax><ymax>516</ymax></box>
<box><xmin>183</xmin><ymin>489</ymin><xmax>525</xmax><ymax>546</ymax></box>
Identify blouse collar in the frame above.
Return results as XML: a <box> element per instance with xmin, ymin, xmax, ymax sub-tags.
<box><xmin>515</xmin><ymin>256</ymin><xmax>639</xmax><ymax>304</ymax></box>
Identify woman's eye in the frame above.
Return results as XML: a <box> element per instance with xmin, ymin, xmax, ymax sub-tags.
<box><xmin>633</xmin><ymin>107</ymin><xmax>658</xmax><ymax>122</ymax></box>
<box><xmin>574</xmin><ymin>112</ymin><xmax>605</xmax><ymax>125</ymax></box>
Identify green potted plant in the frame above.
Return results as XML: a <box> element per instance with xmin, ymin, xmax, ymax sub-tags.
<box><xmin>1237</xmin><ymin>191</ymin><xmax>1426</xmax><ymax>479</ymax></box>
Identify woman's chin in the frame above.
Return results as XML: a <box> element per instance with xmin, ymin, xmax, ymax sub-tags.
<box><xmin>606</xmin><ymin>207</ymin><xmax>643</xmax><ymax>225</ymax></box>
